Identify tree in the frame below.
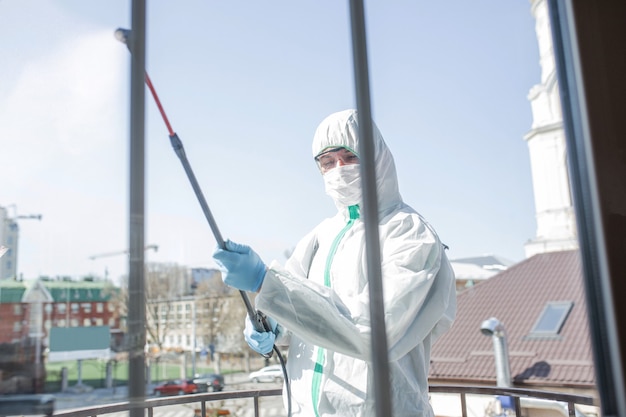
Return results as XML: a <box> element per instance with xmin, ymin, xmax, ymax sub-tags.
<box><xmin>102</xmin><ymin>278</ymin><xmax>128</xmax><ymax>337</ymax></box>
<box><xmin>144</xmin><ymin>262</ymin><xmax>191</xmax><ymax>352</ymax></box>
<box><xmin>193</xmin><ymin>271</ymin><xmax>250</xmax><ymax>372</ymax></box>
<box><xmin>105</xmin><ymin>262</ymin><xmax>252</xmax><ymax>372</ymax></box>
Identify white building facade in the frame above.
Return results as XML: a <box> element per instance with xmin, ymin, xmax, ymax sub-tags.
<box><xmin>523</xmin><ymin>0</ymin><xmax>579</xmax><ymax>258</ymax></box>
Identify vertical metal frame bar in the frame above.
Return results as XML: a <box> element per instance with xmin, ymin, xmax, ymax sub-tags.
<box><xmin>254</xmin><ymin>397</ymin><xmax>260</xmax><ymax>417</ymax></box>
<box><xmin>514</xmin><ymin>396</ymin><xmax>522</xmax><ymax>416</ymax></box>
<box><xmin>348</xmin><ymin>1</ymin><xmax>392</xmax><ymax>416</ymax></box>
<box><xmin>127</xmin><ymin>1</ymin><xmax>147</xmax><ymax>416</ymax></box>
<box><xmin>460</xmin><ymin>393</ymin><xmax>467</xmax><ymax>417</ymax></box>
<box><xmin>547</xmin><ymin>1</ymin><xmax>625</xmax><ymax>415</ymax></box>
<box><xmin>568</xmin><ymin>401</ymin><xmax>576</xmax><ymax>417</ymax></box>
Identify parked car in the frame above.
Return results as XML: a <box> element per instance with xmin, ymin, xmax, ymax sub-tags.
<box><xmin>193</xmin><ymin>373</ymin><xmax>225</xmax><ymax>392</ymax></box>
<box><xmin>248</xmin><ymin>365</ymin><xmax>284</xmax><ymax>383</ymax></box>
<box><xmin>0</xmin><ymin>394</ymin><xmax>55</xmax><ymax>417</ymax></box>
<box><xmin>153</xmin><ymin>379</ymin><xmax>198</xmax><ymax>396</ymax></box>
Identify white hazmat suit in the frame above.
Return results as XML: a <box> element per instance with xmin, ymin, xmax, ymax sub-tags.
<box><xmin>255</xmin><ymin>109</ymin><xmax>457</xmax><ymax>417</ymax></box>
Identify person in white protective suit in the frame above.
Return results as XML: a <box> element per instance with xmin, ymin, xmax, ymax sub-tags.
<box><xmin>213</xmin><ymin>109</ymin><xmax>457</xmax><ymax>417</ymax></box>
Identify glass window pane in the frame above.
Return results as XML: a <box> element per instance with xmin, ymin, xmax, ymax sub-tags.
<box><xmin>531</xmin><ymin>301</ymin><xmax>573</xmax><ymax>335</ymax></box>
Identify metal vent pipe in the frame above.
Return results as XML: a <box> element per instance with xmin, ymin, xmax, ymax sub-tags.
<box><xmin>480</xmin><ymin>317</ymin><xmax>512</xmax><ymax>387</ymax></box>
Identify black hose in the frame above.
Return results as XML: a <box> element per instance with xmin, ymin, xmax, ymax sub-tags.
<box><xmin>273</xmin><ymin>345</ymin><xmax>291</xmax><ymax>417</ymax></box>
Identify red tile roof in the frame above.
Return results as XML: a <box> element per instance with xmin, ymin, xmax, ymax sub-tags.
<box><xmin>429</xmin><ymin>250</ymin><xmax>595</xmax><ymax>388</ymax></box>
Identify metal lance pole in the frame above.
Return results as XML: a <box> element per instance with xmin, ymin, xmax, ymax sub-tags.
<box><xmin>116</xmin><ymin>24</ymin><xmax>290</xmax><ymax>414</ymax></box>
<box><xmin>114</xmin><ymin>29</ymin><xmax>274</xmax><ymax>349</ymax></box>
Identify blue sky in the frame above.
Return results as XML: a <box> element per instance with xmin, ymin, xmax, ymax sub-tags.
<box><xmin>0</xmin><ymin>1</ymin><xmax>539</xmax><ymax>283</ymax></box>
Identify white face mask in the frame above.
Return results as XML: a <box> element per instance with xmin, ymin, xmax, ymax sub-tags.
<box><xmin>323</xmin><ymin>164</ymin><xmax>362</xmax><ymax>207</ymax></box>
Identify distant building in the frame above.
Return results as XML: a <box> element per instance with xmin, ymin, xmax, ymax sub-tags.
<box><xmin>451</xmin><ymin>0</ymin><xmax>579</xmax><ymax>292</ymax></box>
<box><xmin>147</xmin><ymin>296</ymin><xmax>199</xmax><ymax>353</ymax></box>
<box><xmin>429</xmin><ymin>251</ymin><xmax>597</xmax><ymax>415</ymax></box>
<box><xmin>146</xmin><ymin>292</ymin><xmax>241</xmax><ymax>355</ymax></box>
<box><xmin>429</xmin><ymin>3</ymin><xmax>597</xmax><ymax>416</ymax></box>
<box><xmin>450</xmin><ymin>255</ymin><xmax>515</xmax><ymax>292</ymax></box>
<box><xmin>0</xmin><ymin>278</ymin><xmax>122</xmax><ymax>348</ymax></box>
<box><xmin>191</xmin><ymin>267</ymin><xmax>221</xmax><ymax>290</ymax></box>
<box><xmin>523</xmin><ymin>0</ymin><xmax>578</xmax><ymax>257</ymax></box>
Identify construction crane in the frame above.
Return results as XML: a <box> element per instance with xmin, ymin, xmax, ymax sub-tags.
<box><xmin>89</xmin><ymin>244</ymin><xmax>159</xmax><ymax>260</ymax></box>
<box><xmin>16</xmin><ymin>214</ymin><xmax>42</xmax><ymax>221</ymax></box>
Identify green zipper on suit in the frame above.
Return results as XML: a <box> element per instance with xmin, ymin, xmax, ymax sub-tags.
<box><xmin>311</xmin><ymin>204</ymin><xmax>360</xmax><ymax>417</ymax></box>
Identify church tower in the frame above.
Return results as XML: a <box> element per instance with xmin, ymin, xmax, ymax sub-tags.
<box><xmin>524</xmin><ymin>0</ymin><xmax>578</xmax><ymax>258</ymax></box>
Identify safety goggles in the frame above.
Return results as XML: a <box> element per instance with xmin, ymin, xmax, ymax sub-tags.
<box><xmin>315</xmin><ymin>147</ymin><xmax>359</xmax><ymax>174</ymax></box>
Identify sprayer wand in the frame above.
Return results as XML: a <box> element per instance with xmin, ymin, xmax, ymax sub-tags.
<box><xmin>114</xmin><ymin>27</ymin><xmax>273</xmax><ymax>353</ymax></box>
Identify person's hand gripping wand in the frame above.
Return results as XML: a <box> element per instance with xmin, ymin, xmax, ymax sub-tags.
<box><xmin>115</xmin><ymin>28</ymin><xmax>274</xmax><ymax>357</ymax></box>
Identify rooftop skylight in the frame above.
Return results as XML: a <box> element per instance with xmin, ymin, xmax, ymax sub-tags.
<box><xmin>529</xmin><ymin>301</ymin><xmax>574</xmax><ymax>338</ymax></box>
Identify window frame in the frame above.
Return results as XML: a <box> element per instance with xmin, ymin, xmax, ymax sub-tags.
<box><xmin>527</xmin><ymin>300</ymin><xmax>574</xmax><ymax>339</ymax></box>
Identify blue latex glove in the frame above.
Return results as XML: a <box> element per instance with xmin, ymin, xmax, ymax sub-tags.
<box><xmin>244</xmin><ymin>315</ymin><xmax>278</xmax><ymax>355</ymax></box>
<box><xmin>212</xmin><ymin>240</ymin><xmax>267</xmax><ymax>292</ymax></box>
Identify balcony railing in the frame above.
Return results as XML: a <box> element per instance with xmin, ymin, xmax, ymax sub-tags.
<box><xmin>429</xmin><ymin>385</ymin><xmax>597</xmax><ymax>417</ymax></box>
<box><xmin>50</xmin><ymin>385</ymin><xmax>596</xmax><ymax>417</ymax></box>
<box><xmin>53</xmin><ymin>388</ymin><xmax>282</xmax><ymax>417</ymax></box>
